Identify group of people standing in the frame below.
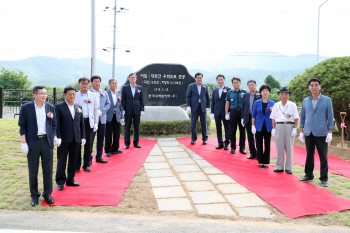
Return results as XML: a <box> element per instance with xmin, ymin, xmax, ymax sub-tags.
<box><xmin>19</xmin><ymin>73</ymin><xmax>144</xmax><ymax>206</ymax></box>
<box><xmin>187</xmin><ymin>73</ymin><xmax>334</xmax><ymax>188</ymax></box>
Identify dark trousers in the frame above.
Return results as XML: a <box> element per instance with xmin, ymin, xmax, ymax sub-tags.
<box><xmin>77</xmin><ymin>118</ymin><xmax>93</xmax><ymax>169</ymax></box>
<box><xmin>91</xmin><ymin>120</ymin><xmax>106</xmax><ymax>160</ymax></box>
<box><xmin>245</xmin><ymin>115</ymin><xmax>257</xmax><ymax>156</ymax></box>
<box><xmin>27</xmin><ymin>137</ymin><xmax>53</xmax><ymax>199</ymax></box>
<box><xmin>124</xmin><ymin>110</ymin><xmax>140</xmax><ymax>146</ymax></box>
<box><xmin>191</xmin><ymin>104</ymin><xmax>208</xmax><ymax>142</ymax></box>
<box><xmin>214</xmin><ymin>113</ymin><xmax>230</xmax><ymax>146</ymax></box>
<box><xmin>229</xmin><ymin>109</ymin><xmax>245</xmax><ymax>150</ymax></box>
<box><xmin>56</xmin><ymin>139</ymin><xmax>79</xmax><ymax>185</ymax></box>
<box><xmin>255</xmin><ymin>126</ymin><xmax>271</xmax><ymax>164</ymax></box>
<box><xmin>305</xmin><ymin>133</ymin><xmax>328</xmax><ymax>181</ymax></box>
<box><xmin>105</xmin><ymin>114</ymin><xmax>121</xmax><ymax>153</ymax></box>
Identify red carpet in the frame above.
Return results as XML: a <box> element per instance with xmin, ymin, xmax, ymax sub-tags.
<box><xmin>270</xmin><ymin>141</ymin><xmax>350</xmax><ymax>178</ymax></box>
<box><xmin>42</xmin><ymin>138</ymin><xmax>157</xmax><ymax>206</ymax></box>
<box><xmin>177</xmin><ymin>137</ymin><xmax>350</xmax><ymax>219</ymax></box>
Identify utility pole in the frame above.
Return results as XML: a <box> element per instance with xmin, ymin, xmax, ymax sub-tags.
<box><xmin>317</xmin><ymin>0</ymin><xmax>329</xmax><ymax>64</ymax></box>
<box><xmin>91</xmin><ymin>0</ymin><xmax>96</xmax><ymax>77</ymax></box>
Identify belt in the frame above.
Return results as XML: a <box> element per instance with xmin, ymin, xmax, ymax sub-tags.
<box><xmin>84</xmin><ymin>117</ymin><xmax>89</xmax><ymax>119</ymax></box>
<box><xmin>276</xmin><ymin>122</ymin><xmax>294</xmax><ymax>124</ymax></box>
<box><xmin>230</xmin><ymin>108</ymin><xmax>241</xmax><ymax>111</ymax></box>
<box><xmin>37</xmin><ymin>134</ymin><xmax>47</xmax><ymax>138</ymax></box>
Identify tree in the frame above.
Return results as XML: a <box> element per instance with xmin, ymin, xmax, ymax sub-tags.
<box><xmin>0</xmin><ymin>67</ymin><xmax>32</xmax><ymax>89</ymax></box>
<box><xmin>287</xmin><ymin>56</ymin><xmax>350</xmax><ymax>140</ymax></box>
<box><xmin>264</xmin><ymin>75</ymin><xmax>281</xmax><ymax>89</ymax></box>
<box><xmin>205</xmin><ymin>82</ymin><xmax>217</xmax><ymax>99</ymax></box>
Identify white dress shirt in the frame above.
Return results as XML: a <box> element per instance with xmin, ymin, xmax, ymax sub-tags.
<box><xmin>111</xmin><ymin>91</ymin><xmax>117</xmax><ymax>105</ymax></box>
<box><xmin>218</xmin><ymin>86</ymin><xmax>224</xmax><ymax>99</ymax></box>
<box><xmin>130</xmin><ymin>84</ymin><xmax>136</xmax><ymax>97</ymax></box>
<box><xmin>65</xmin><ymin>100</ymin><xmax>75</xmax><ymax>120</ymax></box>
<box><xmin>270</xmin><ymin>100</ymin><xmax>299</xmax><ymax>122</ymax></box>
<box><xmin>197</xmin><ymin>84</ymin><xmax>202</xmax><ymax>102</ymax></box>
<box><xmin>34</xmin><ymin>101</ymin><xmax>46</xmax><ymax>135</ymax></box>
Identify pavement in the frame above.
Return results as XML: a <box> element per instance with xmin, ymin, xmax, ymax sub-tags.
<box><xmin>145</xmin><ymin>138</ymin><xmax>273</xmax><ymax>218</ymax></box>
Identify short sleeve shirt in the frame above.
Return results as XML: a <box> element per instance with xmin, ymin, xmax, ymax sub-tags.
<box><xmin>270</xmin><ymin>101</ymin><xmax>300</xmax><ymax>122</ymax></box>
<box><xmin>225</xmin><ymin>89</ymin><xmax>246</xmax><ymax>109</ymax></box>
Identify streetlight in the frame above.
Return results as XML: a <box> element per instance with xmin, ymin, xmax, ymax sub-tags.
<box><xmin>317</xmin><ymin>0</ymin><xmax>329</xmax><ymax>64</ymax></box>
<box><xmin>103</xmin><ymin>2</ymin><xmax>129</xmax><ymax>79</ymax></box>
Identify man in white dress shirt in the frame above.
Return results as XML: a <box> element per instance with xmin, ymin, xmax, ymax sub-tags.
<box><xmin>270</xmin><ymin>87</ymin><xmax>299</xmax><ymax>174</ymax></box>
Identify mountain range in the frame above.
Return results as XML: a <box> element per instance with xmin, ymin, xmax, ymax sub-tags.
<box><xmin>0</xmin><ymin>52</ymin><xmax>331</xmax><ymax>89</ymax></box>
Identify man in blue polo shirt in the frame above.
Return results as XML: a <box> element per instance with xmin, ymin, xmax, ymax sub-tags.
<box><xmin>225</xmin><ymin>77</ymin><xmax>247</xmax><ymax>154</ymax></box>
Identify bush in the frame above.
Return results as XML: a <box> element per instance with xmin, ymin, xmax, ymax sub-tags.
<box><xmin>121</xmin><ymin>112</ymin><xmax>211</xmax><ymax>135</ymax></box>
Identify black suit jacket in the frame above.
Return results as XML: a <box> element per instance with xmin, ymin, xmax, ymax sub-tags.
<box><xmin>241</xmin><ymin>91</ymin><xmax>261</xmax><ymax>124</ymax></box>
<box><xmin>211</xmin><ymin>86</ymin><xmax>231</xmax><ymax>116</ymax></box>
<box><xmin>121</xmin><ymin>84</ymin><xmax>144</xmax><ymax>115</ymax></box>
<box><xmin>55</xmin><ymin>101</ymin><xmax>85</xmax><ymax>144</ymax></box>
<box><xmin>18</xmin><ymin>101</ymin><xmax>57</xmax><ymax>149</ymax></box>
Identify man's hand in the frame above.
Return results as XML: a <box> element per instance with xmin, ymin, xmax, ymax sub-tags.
<box><xmin>98</xmin><ymin>110</ymin><xmax>103</xmax><ymax>117</ymax></box>
<box><xmin>291</xmin><ymin>128</ymin><xmax>297</xmax><ymax>137</ymax></box>
<box><xmin>21</xmin><ymin>143</ymin><xmax>29</xmax><ymax>154</ymax></box>
<box><xmin>81</xmin><ymin>139</ymin><xmax>86</xmax><ymax>146</ymax></box>
<box><xmin>187</xmin><ymin>107</ymin><xmax>191</xmax><ymax>113</ymax></box>
<box><xmin>299</xmin><ymin>132</ymin><xmax>305</xmax><ymax>143</ymax></box>
<box><xmin>141</xmin><ymin>111</ymin><xmax>144</xmax><ymax>116</ymax></box>
<box><xmin>325</xmin><ymin>133</ymin><xmax>332</xmax><ymax>143</ymax></box>
<box><xmin>271</xmin><ymin>129</ymin><xmax>276</xmax><ymax>137</ymax></box>
<box><xmin>54</xmin><ymin>138</ymin><xmax>61</xmax><ymax>147</ymax></box>
<box><xmin>93</xmin><ymin>123</ymin><xmax>98</xmax><ymax>132</ymax></box>
<box><xmin>206</xmin><ymin>108</ymin><xmax>210</xmax><ymax>112</ymax></box>
<box><xmin>252</xmin><ymin>126</ymin><xmax>256</xmax><ymax>135</ymax></box>
<box><xmin>210</xmin><ymin>114</ymin><xmax>215</xmax><ymax>121</ymax></box>
<box><xmin>241</xmin><ymin>119</ymin><xmax>245</xmax><ymax>127</ymax></box>
<box><xmin>120</xmin><ymin>119</ymin><xmax>125</xmax><ymax>125</ymax></box>
<box><xmin>225</xmin><ymin>113</ymin><xmax>230</xmax><ymax>120</ymax></box>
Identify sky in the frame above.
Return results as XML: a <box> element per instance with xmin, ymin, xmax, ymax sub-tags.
<box><xmin>0</xmin><ymin>0</ymin><xmax>349</xmax><ymax>70</ymax></box>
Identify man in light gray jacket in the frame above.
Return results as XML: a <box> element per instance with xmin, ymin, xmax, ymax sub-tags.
<box><xmin>105</xmin><ymin>79</ymin><xmax>124</xmax><ymax>157</ymax></box>
<box><xmin>298</xmin><ymin>78</ymin><xmax>334</xmax><ymax>187</ymax></box>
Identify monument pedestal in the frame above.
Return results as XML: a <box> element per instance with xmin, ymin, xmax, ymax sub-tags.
<box><xmin>141</xmin><ymin>106</ymin><xmax>189</xmax><ymax>122</ymax></box>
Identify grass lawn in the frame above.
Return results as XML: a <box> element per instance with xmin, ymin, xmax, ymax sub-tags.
<box><xmin>1</xmin><ymin>118</ymin><xmax>350</xmax><ymax>226</ymax></box>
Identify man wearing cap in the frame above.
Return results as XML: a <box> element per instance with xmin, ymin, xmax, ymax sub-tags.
<box><xmin>270</xmin><ymin>87</ymin><xmax>299</xmax><ymax>174</ymax></box>
<box><xmin>298</xmin><ymin>78</ymin><xmax>334</xmax><ymax>187</ymax></box>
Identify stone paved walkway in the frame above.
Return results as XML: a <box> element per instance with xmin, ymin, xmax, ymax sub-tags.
<box><xmin>144</xmin><ymin>138</ymin><xmax>274</xmax><ymax>218</ymax></box>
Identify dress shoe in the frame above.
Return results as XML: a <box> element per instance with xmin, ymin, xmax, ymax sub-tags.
<box><xmin>106</xmin><ymin>152</ymin><xmax>112</xmax><ymax>157</ymax></box>
<box><xmin>299</xmin><ymin>176</ymin><xmax>314</xmax><ymax>182</ymax></box>
<box><xmin>31</xmin><ymin>197</ymin><xmax>39</xmax><ymax>206</ymax></box>
<box><xmin>216</xmin><ymin>145</ymin><xmax>224</xmax><ymax>149</ymax></box>
<box><xmin>83</xmin><ymin>167</ymin><xmax>91</xmax><ymax>172</ymax></box>
<box><xmin>247</xmin><ymin>155</ymin><xmax>256</xmax><ymax>159</ymax></box>
<box><xmin>273</xmin><ymin>169</ymin><xmax>284</xmax><ymax>173</ymax></box>
<box><xmin>113</xmin><ymin>150</ymin><xmax>123</xmax><ymax>154</ymax></box>
<box><xmin>191</xmin><ymin>141</ymin><xmax>196</xmax><ymax>145</ymax></box>
<box><xmin>263</xmin><ymin>165</ymin><xmax>268</xmax><ymax>168</ymax></box>
<box><xmin>124</xmin><ymin>145</ymin><xmax>129</xmax><ymax>149</ymax></box>
<box><xmin>203</xmin><ymin>141</ymin><xmax>207</xmax><ymax>145</ymax></box>
<box><xmin>259</xmin><ymin>165</ymin><xmax>264</xmax><ymax>168</ymax></box>
<box><xmin>285</xmin><ymin>170</ymin><xmax>293</xmax><ymax>174</ymax></box>
<box><xmin>57</xmin><ymin>184</ymin><xmax>64</xmax><ymax>191</ymax></box>
<box><xmin>230</xmin><ymin>149</ymin><xmax>235</xmax><ymax>154</ymax></box>
<box><xmin>44</xmin><ymin>195</ymin><xmax>54</xmax><ymax>205</ymax></box>
<box><xmin>134</xmin><ymin>144</ymin><xmax>141</xmax><ymax>148</ymax></box>
<box><xmin>66</xmin><ymin>182</ymin><xmax>80</xmax><ymax>187</ymax></box>
<box><xmin>239</xmin><ymin>149</ymin><xmax>247</xmax><ymax>154</ymax></box>
<box><xmin>96</xmin><ymin>158</ymin><xmax>108</xmax><ymax>163</ymax></box>
<box><xmin>321</xmin><ymin>181</ymin><xmax>329</xmax><ymax>187</ymax></box>
<box><xmin>224</xmin><ymin>145</ymin><xmax>229</xmax><ymax>150</ymax></box>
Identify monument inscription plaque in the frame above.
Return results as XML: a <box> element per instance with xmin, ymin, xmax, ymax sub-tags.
<box><xmin>122</xmin><ymin>63</ymin><xmax>195</xmax><ymax>106</ymax></box>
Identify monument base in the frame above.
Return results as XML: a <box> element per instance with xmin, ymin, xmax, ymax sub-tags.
<box><xmin>141</xmin><ymin>106</ymin><xmax>189</xmax><ymax>122</ymax></box>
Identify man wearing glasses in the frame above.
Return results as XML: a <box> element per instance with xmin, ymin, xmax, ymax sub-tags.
<box><xmin>18</xmin><ymin>86</ymin><xmax>59</xmax><ymax>206</ymax></box>
<box><xmin>74</xmin><ymin>77</ymin><xmax>99</xmax><ymax>172</ymax></box>
<box><xmin>225</xmin><ymin>77</ymin><xmax>247</xmax><ymax>154</ymax></box>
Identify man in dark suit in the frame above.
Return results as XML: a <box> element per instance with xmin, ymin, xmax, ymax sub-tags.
<box><xmin>18</xmin><ymin>86</ymin><xmax>58</xmax><ymax>206</ymax></box>
<box><xmin>241</xmin><ymin>79</ymin><xmax>261</xmax><ymax>159</ymax></box>
<box><xmin>121</xmin><ymin>73</ymin><xmax>144</xmax><ymax>149</ymax></box>
<box><xmin>55</xmin><ymin>87</ymin><xmax>86</xmax><ymax>191</ymax></box>
<box><xmin>105</xmin><ymin>79</ymin><xmax>124</xmax><ymax>157</ymax></box>
<box><xmin>210</xmin><ymin>74</ymin><xmax>231</xmax><ymax>150</ymax></box>
<box><xmin>186</xmin><ymin>72</ymin><xmax>210</xmax><ymax>145</ymax></box>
